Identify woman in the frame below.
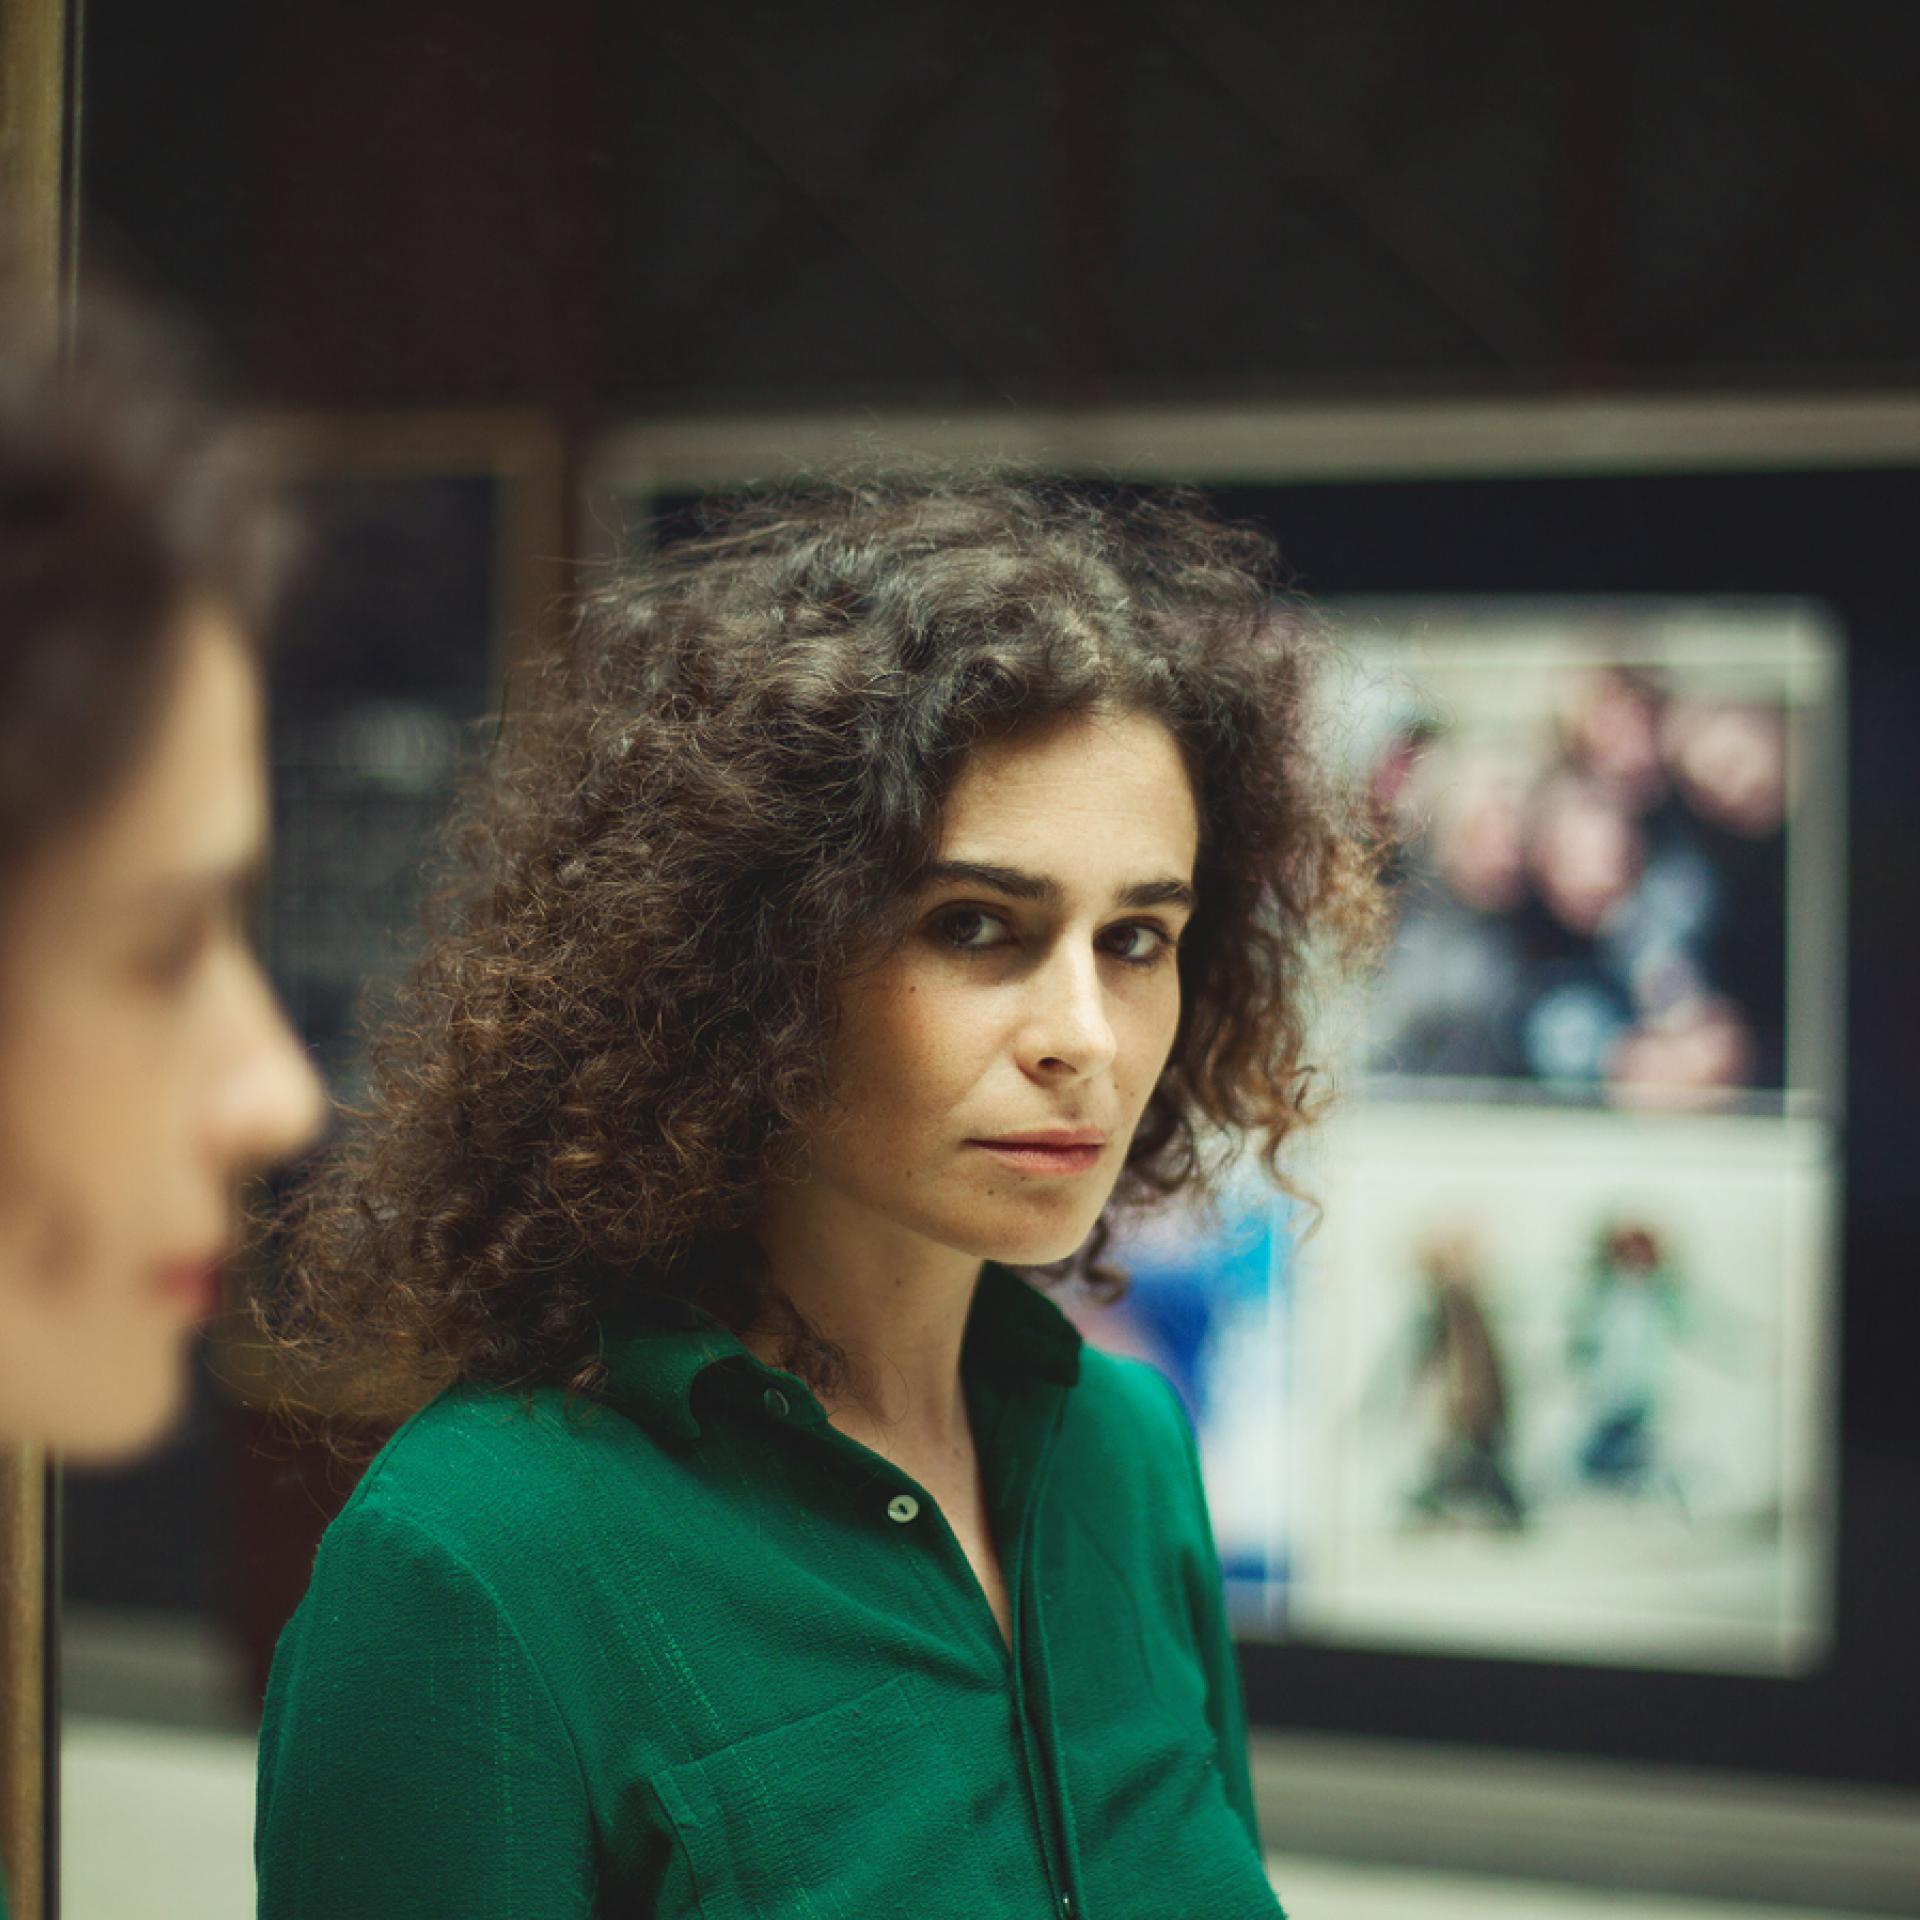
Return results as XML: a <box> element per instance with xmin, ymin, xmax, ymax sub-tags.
<box><xmin>0</xmin><ymin>284</ymin><xmax>325</xmax><ymax>1917</ymax></box>
<box><xmin>256</xmin><ymin>478</ymin><xmax>1380</xmax><ymax>1918</ymax></box>
<box><xmin>0</xmin><ymin>288</ymin><xmax>325</xmax><ymax>1463</ymax></box>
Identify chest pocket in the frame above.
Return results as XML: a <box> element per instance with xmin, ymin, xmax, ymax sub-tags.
<box><xmin>650</xmin><ymin>1674</ymin><xmax>997</xmax><ymax>1920</ymax></box>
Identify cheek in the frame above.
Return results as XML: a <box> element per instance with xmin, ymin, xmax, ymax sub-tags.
<box><xmin>1117</xmin><ymin>978</ymin><xmax>1183</xmax><ymax>1096</ymax></box>
<box><xmin>833</xmin><ymin>974</ymin><xmax>981</xmax><ymax>1139</ymax></box>
<box><xmin>0</xmin><ymin>1136</ymin><xmax>132</xmax><ymax>1303</ymax></box>
<box><xmin>0</xmin><ymin>976</ymin><xmax>204</xmax><ymax>1454</ymax></box>
<box><xmin>0</xmin><ymin>992</ymin><xmax>197</xmax><ymax>1277</ymax></box>
<box><xmin>0</xmin><ymin>1191</ymin><xmax>188</xmax><ymax>1458</ymax></box>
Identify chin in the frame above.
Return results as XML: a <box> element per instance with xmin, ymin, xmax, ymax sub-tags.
<box><xmin>59</xmin><ymin>1359</ymin><xmax>192</xmax><ymax>1465</ymax></box>
<box><xmin>962</xmin><ymin>1207</ymin><xmax>1105</xmax><ymax>1272</ymax></box>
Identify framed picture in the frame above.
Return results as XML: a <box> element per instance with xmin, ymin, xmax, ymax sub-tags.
<box><xmin>1337</xmin><ymin>598</ymin><xmax>1841</xmax><ymax>1113</ymax></box>
<box><xmin>1289</xmin><ymin>1103</ymin><xmax>1835</xmax><ymax>1673</ymax></box>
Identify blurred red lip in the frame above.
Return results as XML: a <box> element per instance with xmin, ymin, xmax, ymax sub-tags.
<box><xmin>153</xmin><ymin>1253</ymin><xmax>227</xmax><ymax>1315</ymax></box>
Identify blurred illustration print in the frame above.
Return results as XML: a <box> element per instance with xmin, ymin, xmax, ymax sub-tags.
<box><xmin>1290</xmin><ymin>1103</ymin><xmax>1833</xmax><ymax>1673</ymax></box>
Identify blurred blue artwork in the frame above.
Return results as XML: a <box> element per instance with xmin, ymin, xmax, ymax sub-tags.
<box><xmin>1091</xmin><ymin>1191</ymin><xmax>1301</xmax><ymax>1623</ymax></box>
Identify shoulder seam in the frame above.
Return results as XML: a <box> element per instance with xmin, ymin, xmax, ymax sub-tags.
<box><xmin>329</xmin><ymin>1497</ymin><xmax>598</xmax><ymax>1819</ymax></box>
<box><xmin>1077</xmin><ymin>1347</ymin><xmax>1192</xmax><ymax>1430</ymax></box>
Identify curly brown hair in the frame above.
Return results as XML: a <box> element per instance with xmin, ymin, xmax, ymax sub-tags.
<box><xmin>265</xmin><ymin>474</ymin><xmax>1382</xmax><ymax>1414</ymax></box>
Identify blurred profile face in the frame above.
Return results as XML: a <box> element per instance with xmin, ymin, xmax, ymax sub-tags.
<box><xmin>0</xmin><ymin>606</ymin><xmax>326</xmax><ymax>1460</ymax></box>
<box><xmin>781</xmin><ymin>710</ymin><xmax>1200</xmax><ymax>1274</ymax></box>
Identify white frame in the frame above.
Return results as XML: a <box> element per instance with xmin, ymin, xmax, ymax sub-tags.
<box><xmin>586</xmin><ymin>391</ymin><xmax>1920</xmax><ymax>519</ymax></box>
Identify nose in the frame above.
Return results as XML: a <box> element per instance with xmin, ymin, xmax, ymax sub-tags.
<box><xmin>207</xmin><ymin>948</ymin><xmax>329</xmax><ymax>1174</ymax></box>
<box><xmin>1016</xmin><ymin>941</ymin><xmax>1118</xmax><ymax>1082</ymax></box>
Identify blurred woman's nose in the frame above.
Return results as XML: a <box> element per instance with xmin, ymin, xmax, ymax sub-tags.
<box><xmin>208</xmin><ymin>949</ymin><xmax>328</xmax><ymax>1171</ymax></box>
<box><xmin>1016</xmin><ymin>942</ymin><xmax>1119</xmax><ymax>1081</ymax></box>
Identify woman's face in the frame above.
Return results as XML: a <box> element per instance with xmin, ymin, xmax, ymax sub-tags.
<box><xmin>0</xmin><ymin>606</ymin><xmax>326</xmax><ymax>1460</ymax></box>
<box><xmin>797</xmin><ymin>709</ymin><xmax>1200</xmax><ymax>1273</ymax></box>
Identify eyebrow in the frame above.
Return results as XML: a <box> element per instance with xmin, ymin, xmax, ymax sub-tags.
<box><xmin>920</xmin><ymin>859</ymin><xmax>1198</xmax><ymax>914</ymax></box>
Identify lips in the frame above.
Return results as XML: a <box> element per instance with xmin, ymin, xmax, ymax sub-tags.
<box><xmin>152</xmin><ymin>1251</ymin><xmax>228</xmax><ymax>1315</ymax></box>
<box><xmin>968</xmin><ymin>1130</ymin><xmax>1109</xmax><ymax>1176</ymax></box>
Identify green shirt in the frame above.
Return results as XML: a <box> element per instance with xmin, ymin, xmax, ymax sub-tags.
<box><xmin>256</xmin><ymin>1263</ymin><xmax>1285</xmax><ymax>1918</ymax></box>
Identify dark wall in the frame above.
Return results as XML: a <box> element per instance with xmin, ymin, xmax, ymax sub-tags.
<box><xmin>83</xmin><ymin>0</ymin><xmax>1920</xmax><ymax>416</ymax></box>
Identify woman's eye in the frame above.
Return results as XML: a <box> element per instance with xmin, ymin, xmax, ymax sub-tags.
<box><xmin>931</xmin><ymin>905</ymin><xmax>1010</xmax><ymax>952</ymax></box>
<box><xmin>1102</xmin><ymin>921</ymin><xmax>1173</xmax><ymax>967</ymax></box>
<box><xmin>137</xmin><ymin>917</ymin><xmax>215</xmax><ymax>990</ymax></box>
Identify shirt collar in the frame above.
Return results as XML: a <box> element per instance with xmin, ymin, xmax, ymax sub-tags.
<box><xmin>964</xmin><ymin>1261</ymin><xmax>1084</xmax><ymax>1390</ymax></box>
<box><xmin>597</xmin><ymin>1261</ymin><xmax>1083</xmax><ymax>1440</ymax></box>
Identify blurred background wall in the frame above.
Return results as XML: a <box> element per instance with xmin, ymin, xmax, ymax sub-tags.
<box><xmin>84</xmin><ymin>3</ymin><xmax>1920</xmax><ymax>430</ymax></box>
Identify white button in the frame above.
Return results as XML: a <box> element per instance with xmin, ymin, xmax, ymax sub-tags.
<box><xmin>762</xmin><ymin>1388</ymin><xmax>790</xmax><ymax>1418</ymax></box>
<box><xmin>886</xmin><ymin>1494</ymin><xmax>920</xmax><ymax>1524</ymax></box>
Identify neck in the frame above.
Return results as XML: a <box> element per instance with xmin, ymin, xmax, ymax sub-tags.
<box><xmin>752</xmin><ymin>1178</ymin><xmax>983</xmax><ymax>1450</ymax></box>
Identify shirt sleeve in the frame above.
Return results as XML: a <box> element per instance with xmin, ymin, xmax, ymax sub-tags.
<box><xmin>1153</xmin><ymin>1369</ymin><xmax>1263</xmax><ymax>1853</ymax></box>
<box><xmin>255</xmin><ymin>1495</ymin><xmax>597</xmax><ymax>1919</ymax></box>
